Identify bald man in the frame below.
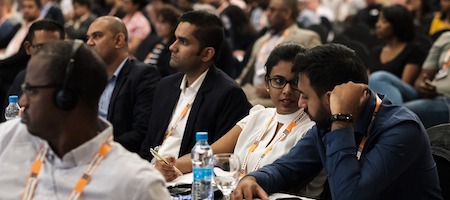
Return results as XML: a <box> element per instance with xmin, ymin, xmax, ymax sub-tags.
<box><xmin>86</xmin><ymin>16</ymin><xmax>161</xmax><ymax>153</ymax></box>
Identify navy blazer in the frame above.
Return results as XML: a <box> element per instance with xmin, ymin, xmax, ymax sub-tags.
<box><xmin>109</xmin><ymin>59</ymin><xmax>161</xmax><ymax>153</ymax></box>
<box><xmin>140</xmin><ymin>66</ymin><xmax>251</xmax><ymax>160</ymax></box>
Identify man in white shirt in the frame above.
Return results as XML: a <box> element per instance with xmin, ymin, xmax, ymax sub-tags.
<box><xmin>0</xmin><ymin>40</ymin><xmax>171</xmax><ymax>200</ymax></box>
<box><xmin>0</xmin><ymin>0</ymin><xmax>41</xmax><ymax>60</ymax></box>
<box><xmin>140</xmin><ymin>11</ymin><xmax>251</xmax><ymax>170</ymax></box>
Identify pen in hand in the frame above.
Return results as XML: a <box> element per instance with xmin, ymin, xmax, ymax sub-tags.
<box><xmin>150</xmin><ymin>148</ymin><xmax>184</xmax><ymax>176</ymax></box>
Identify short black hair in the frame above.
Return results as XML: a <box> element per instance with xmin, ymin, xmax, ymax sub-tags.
<box><xmin>130</xmin><ymin>0</ymin><xmax>148</xmax><ymax>10</ymax></box>
<box><xmin>25</xmin><ymin>0</ymin><xmax>42</xmax><ymax>9</ymax></box>
<box><xmin>265</xmin><ymin>42</ymin><xmax>306</xmax><ymax>79</ymax></box>
<box><xmin>283</xmin><ymin>0</ymin><xmax>299</xmax><ymax>21</ymax></box>
<box><xmin>293</xmin><ymin>43</ymin><xmax>368</xmax><ymax>97</ymax></box>
<box><xmin>72</xmin><ymin>0</ymin><xmax>93</xmax><ymax>9</ymax></box>
<box><xmin>37</xmin><ymin>40</ymin><xmax>107</xmax><ymax>109</ymax></box>
<box><xmin>179</xmin><ymin>10</ymin><xmax>224</xmax><ymax>60</ymax></box>
<box><xmin>26</xmin><ymin>19</ymin><xmax>65</xmax><ymax>43</ymax></box>
<box><xmin>381</xmin><ymin>4</ymin><xmax>415</xmax><ymax>42</ymax></box>
<box><xmin>156</xmin><ymin>4</ymin><xmax>182</xmax><ymax>27</ymax></box>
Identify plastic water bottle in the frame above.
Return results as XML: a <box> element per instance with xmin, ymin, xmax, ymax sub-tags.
<box><xmin>5</xmin><ymin>95</ymin><xmax>20</xmax><ymax>120</ymax></box>
<box><xmin>191</xmin><ymin>132</ymin><xmax>214</xmax><ymax>200</ymax></box>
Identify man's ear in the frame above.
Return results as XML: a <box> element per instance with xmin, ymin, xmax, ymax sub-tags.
<box><xmin>325</xmin><ymin>91</ymin><xmax>332</xmax><ymax>105</ymax></box>
<box><xmin>200</xmin><ymin>47</ymin><xmax>215</xmax><ymax>62</ymax></box>
<box><xmin>114</xmin><ymin>33</ymin><xmax>126</xmax><ymax>48</ymax></box>
<box><xmin>24</xmin><ymin>41</ymin><xmax>32</xmax><ymax>55</ymax></box>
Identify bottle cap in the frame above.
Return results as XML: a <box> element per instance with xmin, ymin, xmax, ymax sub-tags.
<box><xmin>8</xmin><ymin>95</ymin><xmax>18</xmax><ymax>103</ymax></box>
<box><xmin>196</xmin><ymin>132</ymin><xmax>208</xmax><ymax>141</ymax></box>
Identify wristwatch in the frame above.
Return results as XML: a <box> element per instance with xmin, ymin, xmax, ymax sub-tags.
<box><xmin>330</xmin><ymin>113</ymin><xmax>353</xmax><ymax>123</ymax></box>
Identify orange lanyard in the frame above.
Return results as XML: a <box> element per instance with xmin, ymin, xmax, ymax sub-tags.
<box><xmin>164</xmin><ymin>95</ymin><xmax>196</xmax><ymax>140</ymax></box>
<box><xmin>240</xmin><ymin>110</ymin><xmax>307</xmax><ymax>176</ymax></box>
<box><xmin>356</xmin><ymin>94</ymin><xmax>382</xmax><ymax>160</ymax></box>
<box><xmin>22</xmin><ymin>136</ymin><xmax>113</xmax><ymax>200</ymax></box>
<box><xmin>257</xmin><ymin>29</ymin><xmax>290</xmax><ymax>62</ymax></box>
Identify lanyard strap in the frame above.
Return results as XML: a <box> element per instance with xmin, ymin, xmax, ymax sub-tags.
<box><xmin>240</xmin><ymin>111</ymin><xmax>307</xmax><ymax>176</ymax></box>
<box><xmin>164</xmin><ymin>95</ymin><xmax>196</xmax><ymax>140</ymax></box>
<box><xmin>22</xmin><ymin>136</ymin><xmax>113</xmax><ymax>200</ymax></box>
<box><xmin>356</xmin><ymin>94</ymin><xmax>382</xmax><ymax>160</ymax></box>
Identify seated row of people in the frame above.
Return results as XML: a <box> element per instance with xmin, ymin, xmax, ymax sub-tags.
<box><xmin>0</xmin><ymin>7</ymin><xmax>445</xmax><ymax>199</ymax></box>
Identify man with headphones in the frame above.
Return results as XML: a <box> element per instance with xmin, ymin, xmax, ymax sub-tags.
<box><xmin>86</xmin><ymin>16</ymin><xmax>161</xmax><ymax>153</ymax></box>
<box><xmin>0</xmin><ymin>40</ymin><xmax>171</xmax><ymax>199</ymax></box>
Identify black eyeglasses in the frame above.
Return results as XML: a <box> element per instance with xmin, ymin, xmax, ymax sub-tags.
<box><xmin>267</xmin><ymin>77</ymin><xmax>298</xmax><ymax>90</ymax></box>
<box><xmin>21</xmin><ymin>83</ymin><xmax>59</xmax><ymax>96</ymax></box>
<box><xmin>30</xmin><ymin>44</ymin><xmax>44</xmax><ymax>49</ymax></box>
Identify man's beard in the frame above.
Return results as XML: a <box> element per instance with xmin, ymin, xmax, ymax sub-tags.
<box><xmin>305</xmin><ymin>106</ymin><xmax>331</xmax><ymax>129</ymax></box>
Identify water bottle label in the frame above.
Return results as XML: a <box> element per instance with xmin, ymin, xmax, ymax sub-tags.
<box><xmin>192</xmin><ymin>167</ymin><xmax>212</xmax><ymax>181</ymax></box>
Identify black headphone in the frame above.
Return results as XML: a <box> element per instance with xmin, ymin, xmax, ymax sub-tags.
<box><xmin>54</xmin><ymin>40</ymin><xmax>83</xmax><ymax>111</ymax></box>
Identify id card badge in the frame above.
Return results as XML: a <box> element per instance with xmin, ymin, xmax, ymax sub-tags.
<box><xmin>436</xmin><ymin>49</ymin><xmax>450</xmax><ymax>80</ymax></box>
<box><xmin>435</xmin><ymin>67</ymin><xmax>448</xmax><ymax>80</ymax></box>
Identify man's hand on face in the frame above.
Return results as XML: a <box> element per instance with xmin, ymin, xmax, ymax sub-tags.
<box><xmin>329</xmin><ymin>81</ymin><xmax>370</xmax><ymax>128</ymax></box>
<box><xmin>231</xmin><ymin>176</ymin><xmax>269</xmax><ymax>200</ymax></box>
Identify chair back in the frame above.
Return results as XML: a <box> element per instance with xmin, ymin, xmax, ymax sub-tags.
<box><xmin>427</xmin><ymin>123</ymin><xmax>450</xmax><ymax>199</ymax></box>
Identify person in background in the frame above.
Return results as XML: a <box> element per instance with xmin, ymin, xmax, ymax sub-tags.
<box><xmin>39</xmin><ymin>0</ymin><xmax>64</xmax><ymax>25</ymax></box>
<box><xmin>0</xmin><ymin>0</ymin><xmax>21</xmax><ymax>49</ymax></box>
<box><xmin>139</xmin><ymin>10</ymin><xmax>251</xmax><ymax>162</ymax></box>
<box><xmin>232</xmin><ymin>43</ymin><xmax>442</xmax><ymax>200</ymax></box>
<box><xmin>156</xmin><ymin>42</ymin><xmax>327</xmax><ymax>199</ymax></box>
<box><xmin>65</xmin><ymin>0</ymin><xmax>97</xmax><ymax>41</ymax></box>
<box><xmin>404</xmin><ymin>31</ymin><xmax>450</xmax><ymax>128</ymax></box>
<box><xmin>0</xmin><ymin>40</ymin><xmax>171</xmax><ymax>199</ymax></box>
<box><xmin>122</xmin><ymin>0</ymin><xmax>151</xmax><ymax>55</ymax></box>
<box><xmin>7</xmin><ymin>19</ymin><xmax>65</xmax><ymax>101</ymax></box>
<box><xmin>0</xmin><ymin>0</ymin><xmax>41</xmax><ymax>60</ymax></box>
<box><xmin>368</xmin><ymin>4</ymin><xmax>426</xmax><ymax>104</ymax></box>
<box><xmin>135</xmin><ymin>4</ymin><xmax>181</xmax><ymax>77</ymax></box>
<box><xmin>86</xmin><ymin>16</ymin><xmax>161</xmax><ymax>153</ymax></box>
<box><xmin>0</xmin><ymin>0</ymin><xmax>42</xmax><ymax>121</ymax></box>
<box><xmin>237</xmin><ymin>0</ymin><xmax>321</xmax><ymax>107</ymax></box>
<box><xmin>428</xmin><ymin>0</ymin><xmax>450</xmax><ymax>38</ymax></box>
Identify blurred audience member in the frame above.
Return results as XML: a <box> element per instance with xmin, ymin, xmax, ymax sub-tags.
<box><xmin>0</xmin><ymin>0</ymin><xmax>41</xmax><ymax>60</ymax></box>
<box><xmin>135</xmin><ymin>4</ymin><xmax>181</xmax><ymax>77</ymax></box>
<box><xmin>237</xmin><ymin>0</ymin><xmax>321</xmax><ymax>107</ymax></box>
<box><xmin>40</xmin><ymin>0</ymin><xmax>64</xmax><ymax>25</ymax></box>
<box><xmin>404</xmin><ymin>31</ymin><xmax>450</xmax><ymax>128</ymax></box>
<box><xmin>0</xmin><ymin>0</ymin><xmax>21</xmax><ymax>49</ymax></box>
<box><xmin>368</xmin><ymin>4</ymin><xmax>426</xmax><ymax>104</ymax></box>
<box><xmin>122</xmin><ymin>0</ymin><xmax>151</xmax><ymax>55</ymax></box>
<box><xmin>220</xmin><ymin>5</ymin><xmax>257</xmax><ymax>61</ymax></box>
<box><xmin>65</xmin><ymin>0</ymin><xmax>97</xmax><ymax>41</ymax></box>
<box><xmin>428</xmin><ymin>0</ymin><xmax>450</xmax><ymax>38</ymax></box>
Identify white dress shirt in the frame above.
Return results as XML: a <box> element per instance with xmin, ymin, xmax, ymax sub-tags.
<box><xmin>157</xmin><ymin>69</ymin><xmax>209</xmax><ymax>158</ymax></box>
<box><xmin>0</xmin><ymin>118</ymin><xmax>171</xmax><ymax>200</ymax></box>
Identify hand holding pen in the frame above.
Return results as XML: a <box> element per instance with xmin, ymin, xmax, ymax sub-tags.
<box><xmin>150</xmin><ymin>148</ymin><xmax>183</xmax><ymax>181</ymax></box>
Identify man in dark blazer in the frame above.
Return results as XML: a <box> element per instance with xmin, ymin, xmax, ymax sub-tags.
<box><xmin>86</xmin><ymin>16</ymin><xmax>160</xmax><ymax>153</ymax></box>
<box><xmin>140</xmin><ymin>11</ymin><xmax>251</xmax><ymax>163</ymax></box>
<box><xmin>4</xmin><ymin>20</ymin><xmax>65</xmax><ymax>122</ymax></box>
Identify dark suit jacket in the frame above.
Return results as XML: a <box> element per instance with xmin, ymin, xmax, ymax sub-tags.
<box><xmin>140</xmin><ymin>66</ymin><xmax>251</xmax><ymax>160</ymax></box>
<box><xmin>65</xmin><ymin>13</ymin><xmax>97</xmax><ymax>41</ymax></box>
<box><xmin>108</xmin><ymin>59</ymin><xmax>161</xmax><ymax>153</ymax></box>
<box><xmin>44</xmin><ymin>6</ymin><xmax>64</xmax><ymax>26</ymax></box>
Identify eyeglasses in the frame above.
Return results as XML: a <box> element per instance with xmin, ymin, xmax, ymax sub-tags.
<box><xmin>21</xmin><ymin>83</ymin><xmax>58</xmax><ymax>96</ymax></box>
<box><xmin>30</xmin><ymin>44</ymin><xmax>44</xmax><ymax>49</ymax></box>
<box><xmin>267</xmin><ymin>77</ymin><xmax>298</xmax><ymax>90</ymax></box>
